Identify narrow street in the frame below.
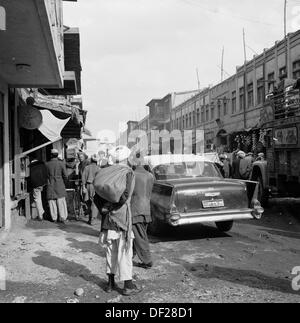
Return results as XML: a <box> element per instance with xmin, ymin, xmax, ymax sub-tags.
<box><xmin>0</xmin><ymin>205</ymin><xmax>299</xmax><ymax>303</ymax></box>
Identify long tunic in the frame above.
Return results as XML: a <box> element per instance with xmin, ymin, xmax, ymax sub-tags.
<box><xmin>45</xmin><ymin>158</ymin><xmax>68</xmax><ymax>200</ymax></box>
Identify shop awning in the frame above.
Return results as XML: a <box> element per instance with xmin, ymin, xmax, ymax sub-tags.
<box><xmin>18</xmin><ymin>110</ymin><xmax>70</xmax><ymax>158</ymax></box>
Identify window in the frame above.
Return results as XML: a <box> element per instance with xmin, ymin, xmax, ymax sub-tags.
<box><xmin>293</xmin><ymin>60</ymin><xmax>300</xmax><ymax>79</ymax></box>
<box><xmin>247</xmin><ymin>83</ymin><xmax>254</xmax><ymax>109</ymax></box>
<box><xmin>189</xmin><ymin>112</ymin><xmax>192</xmax><ymax>127</ymax></box>
<box><xmin>279</xmin><ymin>66</ymin><xmax>287</xmax><ymax>80</ymax></box>
<box><xmin>211</xmin><ymin>105</ymin><xmax>215</xmax><ymax>120</ymax></box>
<box><xmin>217</xmin><ymin>101</ymin><xmax>221</xmax><ymax>118</ymax></box>
<box><xmin>205</xmin><ymin>107</ymin><xmax>209</xmax><ymax>122</ymax></box>
<box><xmin>239</xmin><ymin>87</ymin><xmax>245</xmax><ymax>111</ymax></box>
<box><xmin>201</xmin><ymin>108</ymin><xmax>205</xmax><ymax>123</ymax></box>
<box><xmin>267</xmin><ymin>72</ymin><xmax>275</xmax><ymax>93</ymax></box>
<box><xmin>223</xmin><ymin>98</ymin><xmax>228</xmax><ymax>115</ymax></box>
<box><xmin>182</xmin><ymin>116</ymin><xmax>185</xmax><ymax>129</ymax></box>
<box><xmin>257</xmin><ymin>78</ymin><xmax>265</xmax><ymax>105</ymax></box>
<box><xmin>197</xmin><ymin>108</ymin><xmax>200</xmax><ymax>124</ymax></box>
<box><xmin>186</xmin><ymin>114</ymin><xmax>189</xmax><ymax>128</ymax></box>
<box><xmin>232</xmin><ymin>91</ymin><xmax>236</xmax><ymax>114</ymax></box>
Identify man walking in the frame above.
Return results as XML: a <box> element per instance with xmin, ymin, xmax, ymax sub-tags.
<box><xmin>232</xmin><ymin>150</ymin><xmax>245</xmax><ymax>179</ymax></box>
<box><xmin>28</xmin><ymin>154</ymin><xmax>47</xmax><ymax>221</ymax></box>
<box><xmin>46</xmin><ymin>149</ymin><xmax>68</xmax><ymax>224</ymax></box>
<box><xmin>94</xmin><ymin>146</ymin><xmax>141</xmax><ymax>296</ymax></box>
<box><xmin>82</xmin><ymin>154</ymin><xmax>100</xmax><ymax>226</ymax></box>
<box><xmin>131</xmin><ymin>154</ymin><xmax>154</xmax><ymax>269</ymax></box>
<box><xmin>98</xmin><ymin>150</ymin><xmax>109</xmax><ymax>168</ymax></box>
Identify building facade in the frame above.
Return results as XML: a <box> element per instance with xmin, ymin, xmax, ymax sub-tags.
<box><xmin>0</xmin><ymin>0</ymin><xmax>84</xmax><ymax>232</ymax></box>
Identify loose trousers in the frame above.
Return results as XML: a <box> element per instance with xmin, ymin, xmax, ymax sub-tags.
<box><xmin>100</xmin><ymin>231</ymin><xmax>133</xmax><ymax>282</ymax></box>
<box><xmin>132</xmin><ymin>222</ymin><xmax>152</xmax><ymax>264</ymax></box>
<box><xmin>33</xmin><ymin>186</ymin><xmax>45</xmax><ymax>219</ymax></box>
<box><xmin>48</xmin><ymin>197</ymin><xmax>68</xmax><ymax>222</ymax></box>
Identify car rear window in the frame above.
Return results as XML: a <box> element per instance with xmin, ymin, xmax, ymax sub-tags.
<box><xmin>153</xmin><ymin>161</ymin><xmax>220</xmax><ymax>180</ymax></box>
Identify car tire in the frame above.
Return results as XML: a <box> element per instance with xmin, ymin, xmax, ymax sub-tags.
<box><xmin>216</xmin><ymin>220</ymin><xmax>234</xmax><ymax>232</ymax></box>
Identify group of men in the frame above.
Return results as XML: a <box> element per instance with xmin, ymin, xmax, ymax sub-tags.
<box><xmin>28</xmin><ymin>146</ymin><xmax>155</xmax><ymax>296</ymax></box>
<box><xmin>218</xmin><ymin>150</ymin><xmax>265</xmax><ymax>180</ymax></box>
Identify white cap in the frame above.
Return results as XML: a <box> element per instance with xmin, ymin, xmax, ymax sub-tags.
<box><xmin>237</xmin><ymin>150</ymin><xmax>246</xmax><ymax>158</ymax></box>
<box><xmin>109</xmin><ymin>146</ymin><xmax>131</xmax><ymax>163</ymax></box>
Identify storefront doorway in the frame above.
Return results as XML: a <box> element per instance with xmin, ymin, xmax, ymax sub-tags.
<box><xmin>0</xmin><ymin>92</ymin><xmax>4</xmax><ymax>228</ymax></box>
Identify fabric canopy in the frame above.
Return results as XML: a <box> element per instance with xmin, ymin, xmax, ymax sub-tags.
<box><xmin>38</xmin><ymin>110</ymin><xmax>70</xmax><ymax>142</ymax></box>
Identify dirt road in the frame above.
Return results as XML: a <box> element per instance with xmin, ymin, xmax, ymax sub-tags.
<box><xmin>0</xmin><ymin>205</ymin><xmax>299</xmax><ymax>303</ymax></box>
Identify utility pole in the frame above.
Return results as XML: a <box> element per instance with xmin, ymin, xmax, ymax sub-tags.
<box><xmin>284</xmin><ymin>0</ymin><xmax>288</xmax><ymax>77</ymax></box>
<box><xmin>221</xmin><ymin>46</ymin><xmax>224</xmax><ymax>82</ymax></box>
<box><xmin>196</xmin><ymin>68</ymin><xmax>200</xmax><ymax>91</ymax></box>
<box><xmin>243</xmin><ymin>28</ymin><xmax>247</xmax><ymax>130</ymax></box>
<box><xmin>243</xmin><ymin>28</ymin><xmax>247</xmax><ymax>63</ymax></box>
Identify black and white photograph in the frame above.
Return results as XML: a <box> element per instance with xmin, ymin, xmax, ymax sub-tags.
<box><xmin>0</xmin><ymin>0</ymin><xmax>300</xmax><ymax>307</ymax></box>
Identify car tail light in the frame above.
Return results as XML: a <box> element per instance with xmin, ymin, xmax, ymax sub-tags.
<box><xmin>251</xmin><ymin>199</ymin><xmax>264</xmax><ymax>220</ymax></box>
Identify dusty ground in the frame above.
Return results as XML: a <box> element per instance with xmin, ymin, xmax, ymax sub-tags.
<box><xmin>0</xmin><ymin>205</ymin><xmax>299</xmax><ymax>303</ymax></box>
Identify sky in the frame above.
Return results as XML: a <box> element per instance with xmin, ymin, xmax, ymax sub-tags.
<box><xmin>63</xmin><ymin>0</ymin><xmax>300</xmax><ymax>138</ymax></box>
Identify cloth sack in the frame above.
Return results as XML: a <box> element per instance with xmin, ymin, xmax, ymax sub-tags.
<box><xmin>93</xmin><ymin>164</ymin><xmax>130</xmax><ymax>203</ymax></box>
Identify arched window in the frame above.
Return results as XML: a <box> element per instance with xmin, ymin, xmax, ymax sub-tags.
<box><xmin>0</xmin><ymin>6</ymin><xmax>6</xmax><ymax>31</ymax></box>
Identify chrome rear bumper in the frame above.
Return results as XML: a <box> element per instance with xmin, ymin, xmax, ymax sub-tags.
<box><xmin>168</xmin><ymin>209</ymin><xmax>255</xmax><ymax>226</ymax></box>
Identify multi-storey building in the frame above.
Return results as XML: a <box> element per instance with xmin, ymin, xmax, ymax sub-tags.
<box><xmin>171</xmin><ymin>29</ymin><xmax>300</xmax><ymax>153</ymax></box>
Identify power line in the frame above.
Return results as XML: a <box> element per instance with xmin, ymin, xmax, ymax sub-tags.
<box><xmin>177</xmin><ymin>0</ymin><xmax>278</xmax><ymax>27</ymax></box>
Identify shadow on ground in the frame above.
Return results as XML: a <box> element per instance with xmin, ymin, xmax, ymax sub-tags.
<box><xmin>32</xmin><ymin>251</ymin><xmax>106</xmax><ymax>291</ymax></box>
<box><xmin>175</xmin><ymin>259</ymin><xmax>297</xmax><ymax>295</ymax></box>
<box><xmin>149</xmin><ymin>224</ymin><xmax>231</xmax><ymax>244</ymax></box>
<box><xmin>66</xmin><ymin>237</ymin><xmax>106</xmax><ymax>257</ymax></box>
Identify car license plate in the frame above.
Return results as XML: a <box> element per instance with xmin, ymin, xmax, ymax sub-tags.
<box><xmin>202</xmin><ymin>199</ymin><xmax>224</xmax><ymax>208</ymax></box>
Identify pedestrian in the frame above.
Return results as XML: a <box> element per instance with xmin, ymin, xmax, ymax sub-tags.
<box><xmin>232</xmin><ymin>150</ymin><xmax>245</xmax><ymax>179</ymax></box>
<box><xmin>239</xmin><ymin>151</ymin><xmax>253</xmax><ymax>180</ymax></box>
<box><xmin>78</xmin><ymin>152</ymin><xmax>90</xmax><ymax>214</ymax></box>
<box><xmin>130</xmin><ymin>153</ymin><xmax>154</xmax><ymax>269</ymax></box>
<box><xmin>219</xmin><ymin>154</ymin><xmax>232</xmax><ymax>178</ymax></box>
<box><xmin>98</xmin><ymin>150</ymin><xmax>109</xmax><ymax>168</ymax></box>
<box><xmin>28</xmin><ymin>153</ymin><xmax>47</xmax><ymax>221</ymax></box>
<box><xmin>94</xmin><ymin>146</ymin><xmax>141</xmax><ymax>296</ymax></box>
<box><xmin>78</xmin><ymin>152</ymin><xmax>90</xmax><ymax>178</ymax></box>
<box><xmin>255</xmin><ymin>152</ymin><xmax>265</xmax><ymax>162</ymax></box>
<box><xmin>82</xmin><ymin>154</ymin><xmax>100</xmax><ymax>226</ymax></box>
<box><xmin>45</xmin><ymin>149</ymin><xmax>68</xmax><ymax>224</ymax></box>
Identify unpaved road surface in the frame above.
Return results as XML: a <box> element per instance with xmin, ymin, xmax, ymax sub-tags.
<box><xmin>0</xmin><ymin>205</ymin><xmax>299</xmax><ymax>303</ymax></box>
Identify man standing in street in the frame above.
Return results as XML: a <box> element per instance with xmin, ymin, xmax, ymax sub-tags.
<box><xmin>82</xmin><ymin>154</ymin><xmax>100</xmax><ymax>226</ymax></box>
<box><xmin>131</xmin><ymin>153</ymin><xmax>154</xmax><ymax>269</ymax></box>
<box><xmin>232</xmin><ymin>150</ymin><xmax>245</xmax><ymax>179</ymax></box>
<box><xmin>28</xmin><ymin>154</ymin><xmax>47</xmax><ymax>221</ymax></box>
<box><xmin>94</xmin><ymin>146</ymin><xmax>141</xmax><ymax>296</ymax></box>
<box><xmin>78</xmin><ymin>152</ymin><xmax>90</xmax><ymax>178</ymax></box>
<box><xmin>46</xmin><ymin>149</ymin><xmax>68</xmax><ymax>224</ymax></box>
<box><xmin>98</xmin><ymin>150</ymin><xmax>109</xmax><ymax>169</ymax></box>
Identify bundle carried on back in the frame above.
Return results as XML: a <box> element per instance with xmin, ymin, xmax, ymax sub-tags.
<box><xmin>93</xmin><ymin>164</ymin><xmax>131</xmax><ymax>203</ymax></box>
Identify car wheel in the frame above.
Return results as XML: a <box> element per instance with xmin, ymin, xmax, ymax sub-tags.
<box><xmin>216</xmin><ymin>220</ymin><xmax>234</xmax><ymax>232</ymax></box>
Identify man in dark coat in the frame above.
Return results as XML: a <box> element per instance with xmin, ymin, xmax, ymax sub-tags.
<box><xmin>28</xmin><ymin>154</ymin><xmax>47</xmax><ymax>221</ymax></box>
<box><xmin>82</xmin><ymin>154</ymin><xmax>100</xmax><ymax>225</ymax></box>
<box><xmin>46</xmin><ymin>149</ymin><xmax>68</xmax><ymax>223</ymax></box>
<box><xmin>131</xmin><ymin>154</ymin><xmax>154</xmax><ymax>269</ymax></box>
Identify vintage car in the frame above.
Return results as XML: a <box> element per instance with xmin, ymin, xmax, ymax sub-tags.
<box><xmin>144</xmin><ymin>154</ymin><xmax>264</xmax><ymax>234</ymax></box>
